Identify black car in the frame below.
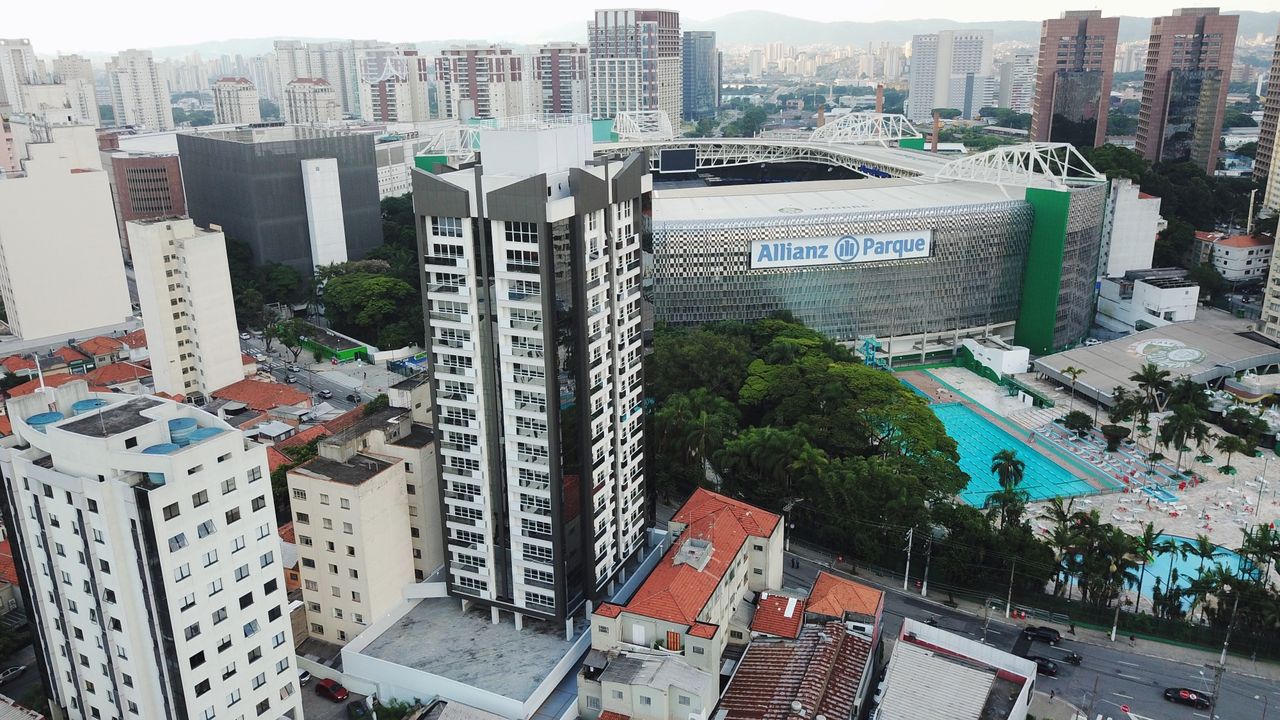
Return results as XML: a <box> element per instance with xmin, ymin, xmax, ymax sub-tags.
<box><xmin>1022</xmin><ymin>625</ymin><xmax>1061</xmax><ymax>645</ymax></box>
<box><xmin>1027</xmin><ymin>656</ymin><xmax>1058</xmax><ymax>676</ymax></box>
<box><xmin>346</xmin><ymin>393</ymin><xmax>362</xmax><ymax>403</ymax></box>
<box><xmin>1164</xmin><ymin>687</ymin><xmax>1211</xmax><ymax>709</ymax></box>
<box><xmin>346</xmin><ymin>701</ymin><xmax>370</xmax><ymax>719</ymax></box>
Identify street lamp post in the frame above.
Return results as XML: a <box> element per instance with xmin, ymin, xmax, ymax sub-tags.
<box><xmin>1208</xmin><ymin>585</ymin><xmax>1241</xmax><ymax>720</ymax></box>
<box><xmin>1256</xmin><ymin>694</ymin><xmax>1270</xmax><ymax>720</ymax></box>
<box><xmin>1109</xmin><ymin>560</ymin><xmax>1122</xmax><ymax>641</ymax></box>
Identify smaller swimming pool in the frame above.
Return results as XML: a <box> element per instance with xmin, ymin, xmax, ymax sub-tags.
<box><xmin>932</xmin><ymin>403</ymin><xmax>1099</xmax><ymax>506</ymax></box>
<box><xmin>1134</xmin><ymin>535</ymin><xmax>1253</xmax><ymax>604</ymax></box>
<box><xmin>1141</xmin><ymin>486</ymin><xmax>1179</xmax><ymax>503</ymax></box>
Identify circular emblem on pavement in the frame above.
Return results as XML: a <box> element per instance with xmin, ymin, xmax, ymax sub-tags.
<box><xmin>777</xmin><ymin>207</ymin><xmax>803</xmax><ymax>214</ymax></box>
<box><xmin>1127</xmin><ymin>339</ymin><xmax>1208</xmax><ymax>369</ymax></box>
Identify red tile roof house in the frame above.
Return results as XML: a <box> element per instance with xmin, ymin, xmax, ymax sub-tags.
<box><xmin>210</xmin><ymin>378</ymin><xmax>312</xmax><ymax>413</ymax></box>
<box><xmin>580</xmin><ymin>489</ymin><xmax>785</xmax><ymax>720</ymax></box>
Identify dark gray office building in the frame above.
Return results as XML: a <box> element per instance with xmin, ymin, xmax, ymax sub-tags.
<box><xmin>177</xmin><ymin>125</ymin><xmax>382</xmax><ymax>273</ymax></box>
<box><xmin>682</xmin><ymin>31</ymin><xmax>720</xmax><ymax>121</ymax></box>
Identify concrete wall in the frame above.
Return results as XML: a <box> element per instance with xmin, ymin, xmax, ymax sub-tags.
<box><xmin>960</xmin><ymin>338</ymin><xmax>1030</xmax><ymax>376</ymax></box>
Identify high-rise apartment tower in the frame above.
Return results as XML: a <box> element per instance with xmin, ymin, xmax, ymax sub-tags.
<box><xmin>588</xmin><ymin>9</ymin><xmax>682</xmax><ymax>123</ymax></box>
<box><xmin>1030</xmin><ymin>11</ymin><xmax>1120</xmax><ymax>147</ymax></box>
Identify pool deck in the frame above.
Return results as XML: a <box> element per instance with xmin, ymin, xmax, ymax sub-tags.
<box><xmin>899</xmin><ymin>370</ymin><xmax>1113</xmax><ymax>496</ymax></box>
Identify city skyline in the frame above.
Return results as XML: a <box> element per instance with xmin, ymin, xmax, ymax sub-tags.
<box><xmin>10</xmin><ymin>2</ymin><xmax>1280</xmax><ymax>55</ymax></box>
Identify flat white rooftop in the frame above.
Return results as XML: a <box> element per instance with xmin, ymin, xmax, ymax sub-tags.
<box><xmin>652</xmin><ymin>178</ymin><xmax>1015</xmax><ymax>224</ymax></box>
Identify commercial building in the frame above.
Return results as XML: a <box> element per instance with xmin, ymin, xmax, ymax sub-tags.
<box><xmin>589</xmin><ymin>9</ymin><xmax>683</xmax><ymax>123</ymax></box>
<box><xmin>412</xmin><ymin>115</ymin><xmax>649</xmax><ymax>620</ymax></box>
<box><xmin>876</xmin><ymin>619</ymin><xmax>1036</xmax><ymax>720</ymax></box>
<box><xmin>100</xmin><ymin>150</ymin><xmax>187</xmax><ymax>258</ymax></box>
<box><xmin>358</xmin><ymin>46</ymin><xmax>433</xmax><ymax>123</ymax></box>
<box><xmin>177</xmin><ymin>125</ymin><xmax>381</xmax><ymax>273</ymax></box>
<box><xmin>435</xmin><ymin>46</ymin><xmax>538</xmax><ymax>121</ymax></box>
<box><xmin>50</xmin><ymin>54</ymin><xmax>93</xmax><ymax>88</ymax></box>
<box><xmin>682</xmin><ymin>31</ymin><xmax>720</xmax><ymax>121</ymax></box>
<box><xmin>0</xmin><ymin>121</ymin><xmax>133</xmax><ymax>341</ymax></box>
<box><xmin>1099</xmin><ymin>177</ymin><xmax>1164</xmax><ymax>277</ymax></box>
<box><xmin>0</xmin><ymin>382</ymin><xmax>302</xmax><ymax>720</ymax></box>
<box><xmin>0</xmin><ymin>39</ymin><xmax>41</xmax><ymax>113</ymax></box>
<box><xmin>535</xmin><ymin>43</ymin><xmax>591</xmax><ymax>116</ymax></box>
<box><xmin>283</xmin><ymin>78</ymin><xmax>343</xmax><ymax>125</ymax></box>
<box><xmin>997</xmin><ymin>53</ymin><xmax>1036</xmax><ymax>115</ymax></box>
<box><xmin>211</xmin><ymin>76</ymin><xmax>262</xmax><ymax>125</ymax></box>
<box><xmin>583</xmin><ymin>489</ymin><xmax>784</xmax><ymax>710</ymax></box>
<box><xmin>127</xmin><ymin>217</ymin><xmax>244</xmax><ymax>399</ymax></box>
<box><xmin>1096</xmin><ymin>268</ymin><xmax>1199</xmax><ymax>333</ymax></box>
<box><xmin>1196</xmin><ymin>231</ymin><xmax>1274</xmax><ymax>282</ymax></box>
<box><xmin>1257</xmin><ymin>26</ymin><xmax>1280</xmax><ymax>211</ymax></box>
<box><xmin>105</xmin><ymin>49</ymin><xmax>174</xmax><ymax>131</ymax></box>
<box><xmin>1030</xmin><ymin>11</ymin><xmax>1120</xmax><ymax>147</ymax></box>
<box><xmin>18</xmin><ymin>80</ymin><xmax>99</xmax><ymax>126</ymax></box>
<box><xmin>1135</xmin><ymin>8</ymin><xmax>1239</xmax><ymax>173</ymax></box>
<box><xmin>906</xmin><ymin>30</ymin><xmax>995</xmax><ymax>123</ymax></box>
<box><xmin>1261</xmin><ymin>253</ymin><xmax>1280</xmax><ymax>340</ymax></box>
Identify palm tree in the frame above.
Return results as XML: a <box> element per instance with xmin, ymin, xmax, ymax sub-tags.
<box><xmin>1134</xmin><ymin>522</ymin><xmax>1162</xmax><ymax>612</ymax></box>
<box><xmin>1215</xmin><ymin>434</ymin><xmax>1252</xmax><ymax>475</ymax></box>
<box><xmin>1062</xmin><ymin>365</ymin><xmax>1087</xmax><ymax>412</ymax></box>
<box><xmin>1156</xmin><ymin>536</ymin><xmax>1188</xmax><ymax>602</ymax></box>
<box><xmin>986</xmin><ymin>449</ymin><xmax>1029</xmax><ymax>529</ymax></box>
<box><xmin>1158</xmin><ymin>404</ymin><xmax>1206</xmax><ymax>475</ymax></box>
<box><xmin>1129</xmin><ymin>362</ymin><xmax>1172</xmax><ymax>421</ymax></box>
<box><xmin>1189</xmin><ymin>533</ymin><xmax>1224</xmax><ymax>580</ymax></box>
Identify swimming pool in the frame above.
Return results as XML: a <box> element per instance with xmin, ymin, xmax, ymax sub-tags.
<box><xmin>931</xmin><ymin>403</ymin><xmax>1099</xmax><ymax>506</ymax></box>
<box><xmin>1136</xmin><ymin>534</ymin><xmax>1254</xmax><ymax>602</ymax></box>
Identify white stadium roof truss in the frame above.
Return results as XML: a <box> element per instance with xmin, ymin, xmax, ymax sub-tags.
<box><xmin>934</xmin><ymin>142</ymin><xmax>1107</xmax><ymax>194</ymax></box>
<box><xmin>808</xmin><ymin>112</ymin><xmax>922</xmax><ymax>147</ymax></box>
<box><xmin>613</xmin><ymin>111</ymin><xmax>675</xmax><ymax>142</ymax></box>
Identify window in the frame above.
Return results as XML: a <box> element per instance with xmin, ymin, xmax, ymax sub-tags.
<box><xmin>197</xmin><ymin>520</ymin><xmax>216</xmax><ymax>538</ymax></box>
<box><xmin>227</xmin><ymin>689</ymin><xmax>241</xmax><ymax>705</ymax></box>
<box><xmin>193</xmin><ymin>678</ymin><xmax>210</xmax><ymax>696</ymax></box>
<box><xmin>272</xmin><ymin>631</ymin><xmax>286</xmax><ymax>648</ymax></box>
<box><xmin>232</xmin><ymin>535</ymin><xmax>246</xmax><ymax>553</ymax></box>
<box><xmin>351</xmin><ymin>590</ymin><xmax>361</xmax><ymax>603</ymax></box>
<box><xmin>256</xmin><ymin>700</ymin><xmax>270</xmax><ymax>716</ymax></box>
<box><xmin>342</xmin><ymin>522</ymin><xmax>353</xmax><ymax>535</ymax></box>
<box><xmin>251</xmin><ymin>496</ymin><xmax>266</xmax><ymax>512</ymax></box>
<box><xmin>225</xmin><ymin>507</ymin><xmax>241</xmax><ymax>525</ymax></box>
<box><xmin>168</xmin><ymin>533</ymin><xmax>188</xmax><ymax>552</ymax></box>
<box><xmin>239</xmin><ymin>592</ymin><xmax>254</xmax><ymax>610</ymax></box>
<box><xmin>247</xmin><ymin>647</ymin><xmax>262</xmax><ymax>662</ymax></box>
<box><xmin>243</xmin><ymin>620</ymin><xmax>260</xmax><ymax>638</ymax></box>
<box><xmin>202</xmin><ymin>550</ymin><xmax>218</xmax><ymax>567</ymax></box>
<box><xmin>174</xmin><ymin>564</ymin><xmax>191</xmax><ymax>582</ymax></box>
<box><xmin>183</xmin><ymin>623</ymin><xmax>201</xmax><ymax>641</ymax></box>
<box><xmin>322</xmin><ymin>518</ymin><xmax>333</xmax><ymax>530</ymax></box>
<box><xmin>259</xmin><ymin>551</ymin><xmax>274</xmax><ymax>568</ymax></box>
<box><xmin>234</xmin><ymin>565</ymin><xmax>250</xmax><ymax>581</ymax></box>
<box><xmin>192</xmin><ymin>490</ymin><xmax>209</xmax><ymax>507</ymax></box>
<box><xmin>275</xmin><ymin>657</ymin><xmax>290</xmax><ymax>674</ymax></box>
<box><xmin>180</xmin><ymin>593</ymin><xmax>197</xmax><ymax>611</ymax></box>
<box><xmin>208</xmin><ymin>579</ymin><xmax>224</xmax><ymax>596</ymax></box>
<box><xmin>310</xmin><ymin>623</ymin><xmax>324</xmax><ymax>635</ymax></box>
<box><xmin>190</xmin><ymin>651</ymin><xmax>206</xmax><ymax>668</ymax></box>
<box><xmin>340</xmin><ymin>498</ymin><xmax>351</xmax><ymax>510</ymax></box>
<box><xmin>692</xmin><ymin>646</ymin><xmax>705</xmax><ymax>655</ymax></box>
<box><xmin>432</xmin><ymin>216</ymin><xmax>463</xmax><ymax>237</ymax></box>
<box><xmin>354</xmin><ymin>613</ymin><xmax>365</xmax><ymax>625</ymax></box>
<box><xmin>291</xmin><ymin>489</ymin><xmax>306</xmax><ymax>501</ymax></box>
<box><xmin>319</xmin><ymin>493</ymin><xmax>330</xmax><ymax>505</ymax></box>
<box><xmin>221</xmin><ymin>478</ymin><xmax>236</xmax><ymax>494</ymax></box>
<box><xmin>611</xmin><ymin>690</ymin><xmax>623</xmax><ymax>700</ymax></box>
<box><xmin>163</xmin><ymin>503</ymin><xmax>180</xmax><ymax>521</ymax></box>
<box><xmin>640</xmin><ymin>696</ymin><xmax>652</xmax><ymax>706</ymax></box>
<box><xmin>586</xmin><ymin>697</ymin><xmax>601</xmax><ymax>710</ymax></box>
<box><xmin>304</xmin><ymin>580</ymin><xmax>318</xmax><ymax>591</ymax></box>
<box><xmin>212</xmin><ymin>608</ymin><xmax>228</xmax><ymax>625</ymax></box>
<box><xmin>679</xmin><ymin>696</ymin><xmax>691</xmax><ymax>706</ymax></box>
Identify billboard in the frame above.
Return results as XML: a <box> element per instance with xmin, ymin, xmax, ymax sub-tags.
<box><xmin>748</xmin><ymin>230</ymin><xmax>933</xmax><ymax>269</ymax></box>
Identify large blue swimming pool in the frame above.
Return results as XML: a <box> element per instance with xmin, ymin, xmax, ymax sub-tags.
<box><xmin>1137</xmin><ymin>534</ymin><xmax>1253</xmax><ymax>601</ymax></box>
<box><xmin>931</xmin><ymin>403</ymin><xmax>1099</xmax><ymax>506</ymax></box>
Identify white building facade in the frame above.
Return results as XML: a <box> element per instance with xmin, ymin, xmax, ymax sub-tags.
<box><xmin>1097</xmin><ymin>270</ymin><xmax>1199</xmax><ymax>333</ymax></box>
<box><xmin>906</xmin><ymin>30</ymin><xmax>995</xmax><ymax>123</ymax></box>
<box><xmin>211</xmin><ymin>77</ymin><xmax>262</xmax><ymax>125</ymax></box>
<box><xmin>588</xmin><ymin>9</ymin><xmax>683</xmax><ymax>123</ymax></box>
<box><xmin>283</xmin><ymin>79</ymin><xmax>342</xmax><ymax>125</ymax></box>
<box><xmin>435</xmin><ymin>46</ymin><xmax>539</xmax><ymax>121</ymax></box>
<box><xmin>127</xmin><ymin>217</ymin><xmax>244</xmax><ymax>400</ymax></box>
<box><xmin>106</xmin><ymin>50</ymin><xmax>174</xmax><ymax>131</ymax></box>
<box><xmin>0</xmin><ymin>121</ymin><xmax>133</xmax><ymax>341</ymax></box>
<box><xmin>1261</xmin><ymin>252</ymin><xmax>1280</xmax><ymax>341</ymax></box>
<box><xmin>412</xmin><ymin>117</ymin><xmax>650</xmax><ymax>620</ymax></box>
<box><xmin>998</xmin><ymin>53</ymin><xmax>1036</xmax><ymax>114</ymax></box>
<box><xmin>19</xmin><ymin>81</ymin><xmax>100</xmax><ymax>126</ymax></box>
<box><xmin>357</xmin><ymin>47</ymin><xmax>433</xmax><ymax>123</ymax></box>
<box><xmin>0</xmin><ymin>382</ymin><xmax>302</xmax><ymax>720</ymax></box>
<box><xmin>0</xmin><ymin>39</ymin><xmax>42</xmax><ymax>113</ymax></box>
<box><xmin>1099</xmin><ymin>178</ymin><xmax>1164</xmax><ymax>277</ymax></box>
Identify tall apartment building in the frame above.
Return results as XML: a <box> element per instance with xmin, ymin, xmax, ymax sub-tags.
<box><xmin>100</xmin><ymin>150</ymin><xmax>187</xmax><ymax>259</ymax></box>
<box><xmin>287</xmin><ymin>404</ymin><xmax>439</xmax><ymax>643</ymax></box>
<box><xmin>106</xmin><ymin>49</ymin><xmax>174</xmax><ymax>131</ymax></box>
<box><xmin>412</xmin><ymin>117</ymin><xmax>650</xmax><ymax>620</ymax></box>
<box><xmin>274</xmin><ymin>39</ymin><xmax>374</xmax><ymax>116</ymax></box>
<box><xmin>273</xmin><ymin>40</ymin><xmax>311</xmax><ymax>100</ymax></box>
<box><xmin>211</xmin><ymin>77</ymin><xmax>262</xmax><ymax>125</ymax></box>
<box><xmin>997</xmin><ymin>53</ymin><xmax>1036</xmax><ymax>114</ymax></box>
<box><xmin>1135</xmin><ymin>8</ymin><xmax>1238</xmax><ymax>173</ymax></box>
<box><xmin>0</xmin><ymin>39</ymin><xmax>41</xmax><ymax>113</ymax></box>
<box><xmin>283</xmin><ymin>78</ymin><xmax>342</xmax><ymax>124</ymax></box>
<box><xmin>1255</xmin><ymin>24</ymin><xmax>1280</xmax><ymax>212</ymax></box>
<box><xmin>906</xmin><ymin>30</ymin><xmax>995</xmax><ymax>123</ymax></box>
<box><xmin>0</xmin><ymin>382</ymin><xmax>302</xmax><ymax>720</ymax></box>
<box><xmin>357</xmin><ymin>46</ymin><xmax>432</xmax><ymax>123</ymax></box>
<box><xmin>177</xmin><ymin>125</ymin><xmax>381</xmax><ymax>274</ymax></box>
<box><xmin>682</xmin><ymin>31</ymin><xmax>720</xmax><ymax>121</ymax></box>
<box><xmin>0</xmin><ymin>121</ymin><xmax>132</xmax><ymax>341</ymax></box>
<box><xmin>1261</xmin><ymin>252</ymin><xmax>1280</xmax><ymax>341</ymax></box>
<box><xmin>18</xmin><ymin>80</ymin><xmax>100</xmax><ymax>126</ymax></box>
<box><xmin>0</xmin><ymin>118</ymin><xmax>16</xmax><ymax>175</ymax></box>
<box><xmin>588</xmin><ymin>9</ymin><xmax>683</xmax><ymax>123</ymax></box>
<box><xmin>128</xmin><ymin>218</ymin><xmax>244</xmax><ymax>399</ymax></box>
<box><xmin>435</xmin><ymin>46</ymin><xmax>539</xmax><ymax>121</ymax></box>
<box><xmin>536</xmin><ymin>43</ymin><xmax>591</xmax><ymax>116</ymax></box>
<box><xmin>51</xmin><ymin>54</ymin><xmax>94</xmax><ymax>87</ymax></box>
<box><xmin>1030</xmin><ymin>11</ymin><xmax>1120</xmax><ymax>147</ymax></box>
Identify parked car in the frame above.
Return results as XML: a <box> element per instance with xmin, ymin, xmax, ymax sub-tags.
<box><xmin>1163</xmin><ymin>687</ymin><xmax>1211</xmax><ymax>709</ymax></box>
<box><xmin>317</xmin><ymin>389</ymin><xmax>334</xmax><ymax>399</ymax></box>
<box><xmin>298</xmin><ymin>669</ymin><xmax>312</xmax><ymax>686</ymax></box>
<box><xmin>0</xmin><ymin>665</ymin><xmax>25</xmax><ymax>684</ymax></box>
<box><xmin>253</xmin><ymin>353</ymin><xmax>267</xmax><ymax>362</ymax></box>
<box><xmin>315</xmin><ymin>679</ymin><xmax>349</xmax><ymax>702</ymax></box>
<box><xmin>285</xmin><ymin>375</ymin><xmax>298</xmax><ymax>383</ymax></box>
<box><xmin>347</xmin><ymin>701</ymin><xmax>371</xmax><ymax>719</ymax></box>
<box><xmin>346</xmin><ymin>393</ymin><xmax>362</xmax><ymax>403</ymax></box>
<box><xmin>1027</xmin><ymin>656</ymin><xmax>1058</xmax><ymax>676</ymax></box>
<box><xmin>240</xmin><ymin>332</ymin><xmax>251</xmax><ymax>340</ymax></box>
<box><xmin>289</xmin><ymin>365</ymin><xmax>302</xmax><ymax>372</ymax></box>
<box><xmin>1021</xmin><ymin>626</ymin><xmax>1061</xmax><ymax>645</ymax></box>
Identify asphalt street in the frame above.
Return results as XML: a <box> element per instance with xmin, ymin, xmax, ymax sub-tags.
<box><xmin>781</xmin><ymin>554</ymin><xmax>1277</xmax><ymax>720</ymax></box>
<box><xmin>239</xmin><ymin>336</ymin><xmax>364</xmax><ymax>413</ymax></box>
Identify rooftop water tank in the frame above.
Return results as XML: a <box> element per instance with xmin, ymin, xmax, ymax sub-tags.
<box><xmin>26</xmin><ymin>411</ymin><xmax>64</xmax><ymax>433</ymax></box>
<box><xmin>188</xmin><ymin>427</ymin><xmax>225</xmax><ymax>443</ymax></box>
<box><xmin>168</xmin><ymin>417</ymin><xmax>198</xmax><ymax>446</ymax></box>
<box><xmin>142</xmin><ymin>443</ymin><xmax>180</xmax><ymax>485</ymax></box>
<box><xmin>71</xmin><ymin>398</ymin><xmax>108</xmax><ymax>415</ymax></box>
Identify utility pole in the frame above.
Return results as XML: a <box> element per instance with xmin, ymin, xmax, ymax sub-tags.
<box><xmin>1208</xmin><ymin>590</ymin><xmax>1241</xmax><ymax>720</ymax></box>
<box><xmin>1085</xmin><ymin>672</ymin><xmax>1099</xmax><ymax>720</ymax></box>
<box><xmin>921</xmin><ymin>534</ymin><xmax>933</xmax><ymax>597</ymax></box>
<box><xmin>1005</xmin><ymin>556</ymin><xmax>1016</xmax><ymax>619</ymax></box>
<box><xmin>903</xmin><ymin>527</ymin><xmax>913</xmax><ymax>591</ymax></box>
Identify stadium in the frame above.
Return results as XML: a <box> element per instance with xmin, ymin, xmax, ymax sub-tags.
<box><xmin>419</xmin><ymin>111</ymin><xmax>1113</xmax><ymax>359</ymax></box>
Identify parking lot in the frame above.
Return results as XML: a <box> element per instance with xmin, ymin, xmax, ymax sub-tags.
<box><xmin>300</xmin><ymin>681</ymin><xmax>367</xmax><ymax>720</ymax></box>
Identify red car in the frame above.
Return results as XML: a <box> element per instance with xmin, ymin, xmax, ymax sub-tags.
<box><xmin>316</xmin><ymin>679</ymin><xmax>349</xmax><ymax>702</ymax></box>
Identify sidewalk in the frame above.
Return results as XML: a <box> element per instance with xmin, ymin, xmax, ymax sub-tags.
<box><xmin>1030</xmin><ymin>691</ymin><xmax>1086</xmax><ymax>720</ymax></box>
<box><xmin>785</xmin><ymin>539</ymin><xmax>1280</xmax><ymax>684</ymax></box>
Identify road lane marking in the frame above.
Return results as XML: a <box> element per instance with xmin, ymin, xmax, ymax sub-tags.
<box><xmin>1117</xmin><ymin>660</ymin><xmax>1141</xmax><ymax>667</ymax></box>
<box><xmin>1116</xmin><ymin>673</ymin><xmax>1144</xmax><ymax>682</ymax></box>
<box><xmin>1112</xmin><ymin>693</ymin><xmax>1133</xmax><ymax>699</ymax></box>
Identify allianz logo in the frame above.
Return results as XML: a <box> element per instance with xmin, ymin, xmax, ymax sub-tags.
<box><xmin>754</xmin><ymin>236</ymin><xmax>929</xmax><ymax>263</ymax></box>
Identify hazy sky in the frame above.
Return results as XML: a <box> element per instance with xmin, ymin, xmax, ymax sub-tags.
<box><xmin>13</xmin><ymin>0</ymin><xmax>1279</xmax><ymax>54</ymax></box>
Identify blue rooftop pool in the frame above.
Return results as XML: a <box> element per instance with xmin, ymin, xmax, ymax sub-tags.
<box><xmin>931</xmin><ymin>403</ymin><xmax>1099</xmax><ymax>505</ymax></box>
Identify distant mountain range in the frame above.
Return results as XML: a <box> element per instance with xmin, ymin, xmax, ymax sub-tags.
<box><xmin>95</xmin><ymin>10</ymin><xmax>1280</xmax><ymax>61</ymax></box>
